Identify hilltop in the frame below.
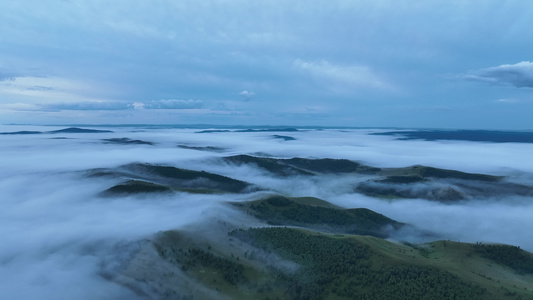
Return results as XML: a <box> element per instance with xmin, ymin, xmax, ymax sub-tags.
<box><xmin>222</xmin><ymin>155</ymin><xmax>533</xmax><ymax>202</ymax></box>
<box><xmin>90</xmin><ymin>163</ymin><xmax>256</xmax><ymax>195</ymax></box>
<box><xmin>232</xmin><ymin>195</ymin><xmax>407</xmax><ymax>238</ymax></box>
<box><xmin>119</xmin><ymin>225</ymin><xmax>533</xmax><ymax>300</ymax></box>
<box><xmin>87</xmin><ymin>156</ymin><xmax>533</xmax><ymax>299</ymax></box>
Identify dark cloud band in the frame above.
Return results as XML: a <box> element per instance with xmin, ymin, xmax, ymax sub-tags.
<box><xmin>465</xmin><ymin>61</ymin><xmax>533</xmax><ymax>88</ymax></box>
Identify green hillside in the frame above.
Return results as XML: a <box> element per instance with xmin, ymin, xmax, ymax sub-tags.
<box><xmin>116</xmin><ymin>194</ymin><xmax>533</xmax><ymax>300</ymax></box>
<box><xmin>356</xmin><ymin>179</ymin><xmax>466</xmax><ymax>201</ymax></box>
<box><xmin>102</xmin><ymin>180</ymin><xmax>172</xmax><ymax>195</ymax></box>
<box><xmin>105</xmin><ymin>157</ymin><xmax>533</xmax><ymax>299</ymax></box>
<box><xmin>281</xmin><ymin>157</ymin><xmax>380</xmax><ymax>174</ymax></box>
<box><xmin>380</xmin><ymin>165</ymin><xmax>502</xmax><ymax>181</ymax></box>
<box><xmin>144</xmin><ymin>227</ymin><xmax>533</xmax><ymax>300</ymax></box>
<box><xmin>222</xmin><ymin>155</ymin><xmax>380</xmax><ymax>176</ymax></box>
<box><xmin>102</xmin><ymin>137</ymin><xmax>154</xmax><ymax>145</ymax></box>
<box><xmin>232</xmin><ymin>195</ymin><xmax>404</xmax><ymax>238</ymax></box>
<box><xmin>223</xmin><ymin>155</ymin><xmax>314</xmax><ymax>176</ymax></box>
<box><xmin>356</xmin><ymin>165</ymin><xmax>533</xmax><ymax>201</ymax></box>
<box><xmin>90</xmin><ymin>163</ymin><xmax>255</xmax><ymax>194</ymax></box>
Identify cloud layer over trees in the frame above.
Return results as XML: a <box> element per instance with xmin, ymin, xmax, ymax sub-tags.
<box><xmin>1</xmin><ymin>126</ymin><xmax>533</xmax><ymax>299</ymax></box>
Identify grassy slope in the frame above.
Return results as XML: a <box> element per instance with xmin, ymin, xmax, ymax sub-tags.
<box><xmin>101</xmin><ymin>180</ymin><xmax>224</xmax><ymax>195</ymax></box>
<box><xmin>149</xmin><ymin>228</ymin><xmax>533</xmax><ymax>300</ymax></box>
<box><xmin>223</xmin><ymin>155</ymin><xmax>314</xmax><ymax>176</ymax></box>
<box><xmin>356</xmin><ymin>165</ymin><xmax>533</xmax><ymax>201</ymax></box>
<box><xmin>103</xmin><ymin>180</ymin><xmax>172</xmax><ymax>194</ymax></box>
<box><xmin>91</xmin><ymin>163</ymin><xmax>254</xmax><ymax>194</ymax></box>
<box><xmin>222</xmin><ymin>155</ymin><xmax>533</xmax><ymax>201</ymax></box>
<box><xmin>222</xmin><ymin>155</ymin><xmax>504</xmax><ymax>180</ymax></box>
<box><xmin>99</xmin><ymin>157</ymin><xmax>533</xmax><ymax>298</ymax></box>
<box><xmin>379</xmin><ymin>165</ymin><xmax>502</xmax><ymax>181</ymax></box>
<box><xmin>222</xmin><ymin>155</ymin><xmax>380</xmax><ymax>176</ymax></box>
<box><xmin>356</xmin><ymin>237</ymin><xmax>533</xmax><ymax>299</ymax></box>
<box><xmin>232</xmin><ymin>195</ymin><xmax>404</xmax><ymax>238</ymax></box>
<box><xmin>139</xmin><ymin>195</ymin><xmax>533</xmax><ymax>300</ymax></box>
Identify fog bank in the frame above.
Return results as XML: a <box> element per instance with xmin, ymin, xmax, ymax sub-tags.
<box><xmin>1</xmin><ymin>126</ymin><xmax>532</xmax><ymax>299</ymax></box>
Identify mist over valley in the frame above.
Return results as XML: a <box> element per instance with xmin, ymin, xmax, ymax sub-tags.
<box><xmin>1</xmin><ymin>125</ymin><xmax>533</xmax><ymax>299</ymax></box>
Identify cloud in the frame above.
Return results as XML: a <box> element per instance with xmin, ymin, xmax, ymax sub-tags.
<box><xmin>0</xmin><ymin>103</ymin><xmax>42</xmax><ymax>111</ymax></box>
<box><xmin>283</xmin><ymin>105</ymin><xmax>329</xmax><ymax>114</ymax></box>
<box><xmin>0</xmin><ymin>76</ymin><xmax>88</xmax><ymax>94</ymax></box>
<box><xmin>464</xmin><ymin>61</ymin><xmax>533</xmax><ymax>88</ymax></box>
<box><xmin>293</xmin><ymin>60</ymin><xmax>391</xmax><ymax>93</ymax></box>
<box><xmin>2</xmin><ymin>1</ymin><xmax>533</xmax><ymax>127</ymax></box>
<box><xmin>0</xmin><ymin>99</ymin><xmax>205</xmax><ymax>113</ymax></box>
<box><xmin>42</xmin><ymin>101</ymin><xmax>132</xmax><ymax>111</ymax></box>
<box><xmin>0</xmin><ymin>71</ymin><xmax>16</xmax><ymax>81</ymax></box>
<box><xmin>103</xmin><ymin>20</ymin><xmax>174</xmax><ymax>40</ymax></box>
<box><xmin>138</xmin><ymin>99</ymin><xmax>204</xmax><ymax>110</ymax></box>
<box><xmin>0</xmin><ymin>101</ymin><xmax>131</xmax><ymax>112</ymax></box>
<box><xmin>0</xmin><ymin>76</ymin><xmax>119</xmax><ymax>108</ymax></box>
<box><xmin>239</xmin><ymin>90</ymin><xmax>255</xmax><ymax>101</ymax></box>
<box><xmin>495</xmin><ymin>98</ymin><xmax>520</xmax><ymax>104</ymax></box>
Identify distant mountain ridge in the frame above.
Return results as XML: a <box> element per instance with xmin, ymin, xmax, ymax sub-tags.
<box><xmin>374</xmin><ymin>129</ymin><xmax>533</xmax><ymax>143</ymax></box>
<box><xmin>0</xmin><ymin>127</ymin><xmax>113</xmax><ymax>135</ymax></box>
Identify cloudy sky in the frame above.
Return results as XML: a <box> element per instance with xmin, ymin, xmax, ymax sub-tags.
<box><xmin>1</xmin><ymin>0</ymin><xmax>533</xmax><ymax>128</ymax></box>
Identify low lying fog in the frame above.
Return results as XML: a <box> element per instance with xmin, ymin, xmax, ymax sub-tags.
<box><xmin>1</xmin><ymin>125</ymin><xmax>532</xmax><ymax>299</ymax></box>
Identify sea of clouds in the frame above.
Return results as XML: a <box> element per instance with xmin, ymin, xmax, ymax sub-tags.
<box><xmin>1</xmin><ymin>125</ymin><xmax>532</xmax><ymax>299</ymax></box>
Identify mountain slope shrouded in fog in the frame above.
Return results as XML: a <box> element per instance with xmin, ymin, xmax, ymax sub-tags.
<box><xmin>1</xmin><ymin>126</ymin><xmax>533</xmax><ymax>299</ymax></box>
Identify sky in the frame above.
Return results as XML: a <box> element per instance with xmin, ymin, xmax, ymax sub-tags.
<box><xmin>1</xmin><ymin>0</ymin><xmax>533</xmax><ymax>129</ymax></box>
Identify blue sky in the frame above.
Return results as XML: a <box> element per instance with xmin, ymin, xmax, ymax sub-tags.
<box><xmin>1</xmin><ymin>0</ymin><xmax>533</xmax><ymax>128</ymax></box>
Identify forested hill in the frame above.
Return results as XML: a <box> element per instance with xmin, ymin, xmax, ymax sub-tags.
<box><xmin>133</xmin><ymin>227</ymin><xmax>533</xmax><ymax>300</ymax></box>
<box><xmin>117</xmin><ymin>195</ymin><xmax>533</xmax><ymax>300</ymax></box>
